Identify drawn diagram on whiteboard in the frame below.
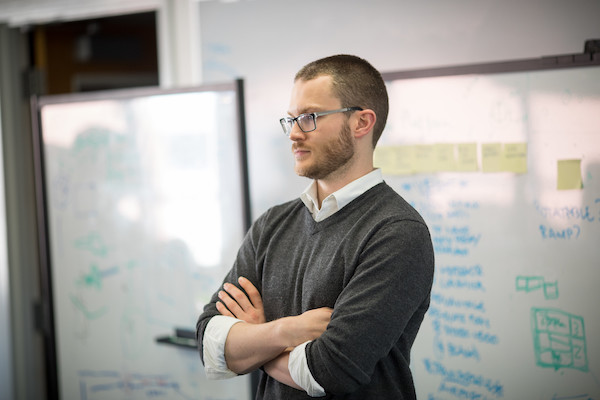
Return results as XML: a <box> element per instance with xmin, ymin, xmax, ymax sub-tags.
<box><xmin>77</xmin><ymin>370</ymin><xmax>198</xmax><ymax>400</ymax></box>
<box><xmin>516</xmin><ymin>276</ymin><xmax>559</xmax><ymax>300</ymax></box>
<box><xmin>531</xmin><ymin>308</ymin><xmax>588</xmax><ymax>371</ymax></box>
<box><xmin>74</xmin><ymin>232</ymin><xmax>108</xmax><ymax>257</ymax></box>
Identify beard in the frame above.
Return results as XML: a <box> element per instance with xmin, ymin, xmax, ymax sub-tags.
<box><xmin>294</xmin><ymin>122</ymin><xmax>355</xmax><ymax>180</ymax></box>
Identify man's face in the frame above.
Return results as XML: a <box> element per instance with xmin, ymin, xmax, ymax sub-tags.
<box><xmin>287</xmin><ymin>76</ymin><xmax>355</xmax><ymax>180</ymax></box>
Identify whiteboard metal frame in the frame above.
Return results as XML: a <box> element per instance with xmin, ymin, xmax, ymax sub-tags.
<box><xmin>382</xmin><ymin>48</ymin><xmax>600</xmax><ymax>81</ymax></box>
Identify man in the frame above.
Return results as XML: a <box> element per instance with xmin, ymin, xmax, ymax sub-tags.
<box><xmin>196</xmin><ymin>54</ymin><xmax>434</xmax><ymax>399</ymax></box>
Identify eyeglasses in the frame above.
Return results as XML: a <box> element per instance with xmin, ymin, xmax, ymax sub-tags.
<box><xmin>279</xmin><ymin>107</ymin><xmax>363</xmax><ymax>136</ymax></box>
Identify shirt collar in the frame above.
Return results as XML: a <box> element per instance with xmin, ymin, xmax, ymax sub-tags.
<box><xmin>300</xmin><ymin>169</ymin><xmax>383</xmax><ymax>222</ymax></box>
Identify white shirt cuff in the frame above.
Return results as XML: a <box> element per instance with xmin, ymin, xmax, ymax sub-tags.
<box><xmin>289</xmin><ymin>341</ymin><xmax>326</xmax><ymax>397</ymax></box>
<box><xmin>202</xmin><ymin>315</ymin><xmax>243</xmax><ymax>380</ymax></box>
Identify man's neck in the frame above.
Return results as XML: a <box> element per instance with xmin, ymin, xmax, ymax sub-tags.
<box><xmin>314</xmin><ymin>167</ymin><xmax>374</xmax><ymax>207</ymax></box>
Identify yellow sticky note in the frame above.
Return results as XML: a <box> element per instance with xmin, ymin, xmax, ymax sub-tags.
<box><xmin>456</xmin><ymin>143</ymin><xmax>478</xmax><ymax>172</ymax></box>
<box><xmin>557</xmin><ymin>159</ymin><xmax>583</xmax><ymax>190</ymax></box>
<box><xmin>374</xmin><ymin>146</ymin><xmax>414</xmax><ymax>175</ymax></box>
<box><xmin>413</xmin><ymin>145</ymin><xmax>436</xmax><ymax>173</ymax></box>
<box><xmin>433</xmin><ymin>143</ymin><xmax>457</xmax><ymax>172</ymax></box>
<box><xmin>502</xmin><ymin>143</ymin><xmax>528</xmax><ymax>173</ymax></box>
<box><xmin>374</xmin><ymin>146</ymin><xmax>396</xmax><ymax>175</ymax></box>
<box><xmin>481</xmin><ymin>143</ymin><xmax>503</xmax><ymax>172</ymax></box>
<box><xmin>393</xmin><ymin>146</ymin><xmax>416</xmax><ymax>175</ymax></box>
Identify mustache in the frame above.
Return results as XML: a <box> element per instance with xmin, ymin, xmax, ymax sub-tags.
<box><xmin>292</xmin><ymin>144</ymin><xmax>310</xmax><ymax>152</ymax></box>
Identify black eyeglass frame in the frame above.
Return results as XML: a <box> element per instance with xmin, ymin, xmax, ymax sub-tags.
<box><xmin>279</xmin><ymin>106</ymin><xmax>363</xmax><ymax>136</ymax></box>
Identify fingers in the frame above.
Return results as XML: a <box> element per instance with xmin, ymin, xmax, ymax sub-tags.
<box><xmin>238</xmin><ymin>277</ymin><xmax>264</xmax><ymax>309</ymax></box>
<box><xmin>306</xmin><ymin>307</ymin><xmax>333</xmax><ymax>320</ymax></box>
<box><xmin>316</xmin><ymin>308</ymin><xmax>333</xmax><ymax>326</ymax></box>
<box><xmin>223</xmin><ymin>281</ymin><xmax>253</xmax><ymax>311</ymax></box>
<box><xmin>218</xmin><ymin>288</ymin><xmax>245</xmax><ymax>318</ymax></box>
<box><xmin>216</xmin><ymin>299</ymin><xmax>234</xmax><ymax>317</ymax></box>
<box><xmin>317</xmin><ymin>306</ymin><xmax>334</xmax><ymax>315</ymax></box>
<box><xmin>216</xmin><ymin>277</ymin><xmax>266</xmax><ymax>324</ymax></box>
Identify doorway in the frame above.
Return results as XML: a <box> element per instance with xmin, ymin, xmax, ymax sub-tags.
<box><xmin>29</xmin><ymin>11</ymin><xmax>159</xmax><ymax>95</ymax></box>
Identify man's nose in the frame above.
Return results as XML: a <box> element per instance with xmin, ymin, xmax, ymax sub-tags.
<box><xmin>288</xmin><ymin>124</ymin><xmax>307</xmax><ymax>141</ymax></box>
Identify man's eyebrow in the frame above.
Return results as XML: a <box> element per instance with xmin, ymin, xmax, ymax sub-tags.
<box><xmin>288</xmin><ymin>106</ymin><xmax>319</xmax><ymax>117</ymax></box>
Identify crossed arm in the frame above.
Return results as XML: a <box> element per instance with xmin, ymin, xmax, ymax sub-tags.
<box><xmin>215</xmin><ymin>276</ymin><xmax>332</xmax><ymax>389</ymax></box>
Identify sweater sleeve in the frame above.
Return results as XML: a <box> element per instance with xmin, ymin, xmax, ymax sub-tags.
<box><xmin>196</xmin><ymin>212</ymin><xmax>266</xmax><ymax>365</ymax></box>
<box><xmin>305</xmin><ymin>219</ymin><xmax>434</xmax><ymax>395</ymax></box>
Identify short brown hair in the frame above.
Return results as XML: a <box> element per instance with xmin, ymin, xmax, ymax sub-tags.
<box><xmin>295</xmin><ymin>54</ymin><xmax>389</xmax><ymax>147</ymax></box>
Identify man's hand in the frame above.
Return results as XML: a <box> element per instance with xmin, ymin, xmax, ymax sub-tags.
<box><xmin>216</xmin><ymin>276</ymin><xmax>266</xmax><ymax>324</ymax></box>
<box><xmin>215</xmin><ymin>277</ymin><xmax>333</xmax><ymax>376</ymax></box>
<box><xmin>283</xmin><ymin>307</ymin><xmax>333</xmax><ymax>346</ymax></box>
<box><xmin>223</xmin><ymin>306</ymin><xmax>333</xmax><ymax>375</ymax></box>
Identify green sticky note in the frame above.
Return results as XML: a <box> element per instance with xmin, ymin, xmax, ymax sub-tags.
<box><xmin>557</xmin><ymin>159</ymin><xmax>583</xmax><ymax>190</ymax></box>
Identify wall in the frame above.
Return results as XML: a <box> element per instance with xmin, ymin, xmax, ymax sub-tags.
<box><xmin>197</xmin><ymin>0</ymin><xmax>600</xmax><ymax>218</ymax></box>
<box><xmin>0</xmin><ymin>23</ymin><xmax>48</xmax><ymax>400</ymax></box>
<box><xmin>0</xmin><ymin>25</ymin><xmax>14</xmax><ymax>400</ymax></box>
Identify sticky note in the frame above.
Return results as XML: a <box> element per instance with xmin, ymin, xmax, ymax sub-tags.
<box><xmin>393</xmin><ymin>146</ymin><xmax>416</xmax><ymax>175</ymax></box>
<box><xmin>481</xmin><ymin>143</ymin><xmax>503</xmax><ymax>172</ymax></box>
<box><xmin>557</xmin><ymin>159</ymin><xmax>583</xmax><ymax>190</ymax></box>
<box><xmin>433</xmin><ymin>143</ymin><xmax>456</xmax><ymax>172</ymax></box>
<box><xmin>502</xmin><ymin>143</ymin><xmax>528</xmax><ymax>173</ymax></box>
<box><xmin>456</xmin><ymin>143</ymin><xmax>478</xmax><ymax>172</ymax></box>
<box><xmin>413</xmin><ymin>145</ymin><xmax>436</xmax><ymax>173</ymax></box>
<box><xmin>374</xmin><ymin>146</ymin><xmax>396</xmax><ymax>175</ymax></box>
<box><xmin>374</xmin><ymin>146</ymin><xmax>414</xmax><ymax>175</ymax></box>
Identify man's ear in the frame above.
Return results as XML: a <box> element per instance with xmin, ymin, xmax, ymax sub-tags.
<box><xmin>353</xmin><ymin>109</ymin><xmax>377</xmax><ymax>139</ymax></box>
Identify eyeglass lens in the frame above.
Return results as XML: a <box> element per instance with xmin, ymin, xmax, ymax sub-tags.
<box><xmin>297</xmin><ymin>114</ymin><xmax>316</xmax><ymax>132</ymax></box>
<box><xmin>280</xmin><ymin>114</ymin><xmax>316</xmax><ymax>135</ymax></box>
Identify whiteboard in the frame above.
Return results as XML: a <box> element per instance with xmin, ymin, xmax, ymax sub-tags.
<box><xmin>377</xmin><ymin>63</ymin><xmax>600</xmax><ymax>399</ymax></box>
<box><xmin>34</xmin><ymin>83</ymin><xmax>251</xmax><ymax>400</ymax></box>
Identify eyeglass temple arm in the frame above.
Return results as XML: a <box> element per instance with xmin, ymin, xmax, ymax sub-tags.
<box><xmin>313</xmin><ymin>107</ymin><xmax>363</xmax><ymax>117</ymax></box>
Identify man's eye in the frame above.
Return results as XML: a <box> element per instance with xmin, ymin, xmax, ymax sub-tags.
<box><xmin>298</xmin><ymin>114</ymin><xmax>313</xmax><ymax>123</ymax></box>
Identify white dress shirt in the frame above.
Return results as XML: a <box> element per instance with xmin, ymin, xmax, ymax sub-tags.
<box><xmin>202</xmin><ymin>169</ymin><xmax>383</xmax><ymax>397</ymax></box>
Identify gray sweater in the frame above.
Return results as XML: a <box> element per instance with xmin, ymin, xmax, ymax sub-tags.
<box><xmin>197</xmin><ymin>182</ymin><xmax>434</xmax><ymax>399</ymax></box>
